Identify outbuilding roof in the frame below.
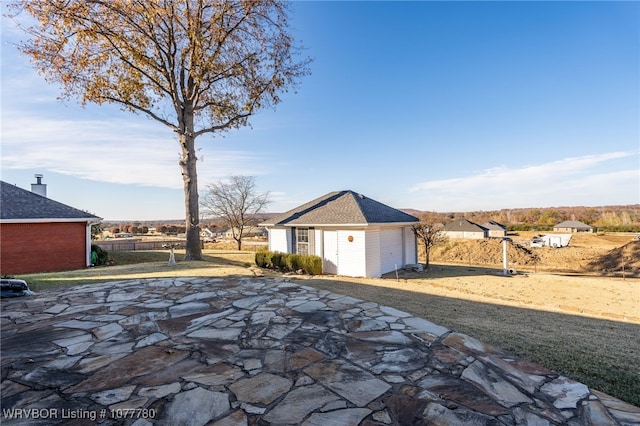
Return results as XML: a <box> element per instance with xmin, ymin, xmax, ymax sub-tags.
<box><xmin>261</xmin><ymin>190</ymin><xmax>419</xmax><ymax>226</ymax></box>
<box><xmin>0</xmin><ymin>181</ymin><xmax>101</xmax><ymax>221</ymax></box>
<box><xmin>442</xmin><ymin>219</ymin><xmax>488</xmax><ymax>232</ymax></box>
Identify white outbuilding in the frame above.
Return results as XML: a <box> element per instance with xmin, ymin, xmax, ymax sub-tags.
<box><xmin>260</xmin><ymin>190</ymin><xmax>419</xmax><ymax>278</ymax></box>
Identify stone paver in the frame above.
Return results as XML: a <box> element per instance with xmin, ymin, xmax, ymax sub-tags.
<box><xmin>1</xmin><ymin>276</ymin><xmax>639</xmax><ymax>425</ymax></box>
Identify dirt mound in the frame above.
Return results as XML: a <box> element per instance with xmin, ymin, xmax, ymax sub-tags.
<box><xmin>427</xmin><ymin>237</ymin><xmax>640</xmax><ymax>274</ymax></box>
<box><xmin>585</xmin><ymin>241</ymin><xmax>640</xmax><ymax>272</ymax></box>
<box><xmin>430</xmin><ymin>239</ymin><xmax>539</xmax><ymax>267</ymax></box>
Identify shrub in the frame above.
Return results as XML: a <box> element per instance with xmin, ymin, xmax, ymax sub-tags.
<box><xmin>271</xmin><ymin>252</ymin><xmax>284</xmax><ymax>269</ymax></box>
<box><xmin>284</xmin><ymin>253</ymin><xmax>302</xmax><ymax>271</ymax></box>
<box><xmin>508</xmin><ymin>224</ymin><xmax>532</xmax><ymax>231</ymax></box>
<box><xmin>597</xmin><ymin>225</ymin><xmax>640</xmax><ymax>233</ymax></box>
<box><xmin>90</xmin><ymin>244</ymin><xmax>110</xmax><ymax>266</ymax></box>
<box><xmin>255</xmin><ymin>250</ymin><xmax>274</xmax><ymax>268</ymax></box>
<box><xmin>302</xmin><ymin>255</ymin><xmax>323</xmax><ymax>275</ymax></box>
<box><xmin>507</xmin><ymin>224</ymin><xmax>553</xmax><ymax>232</ymax></box>
<box><xmin>255</xmin><ymin>251</ymin><xmax>265</xmax><ymax>267</ymax></box>
<box><xmin>254</xmin><ymin>250</ymin><xmax>322</xmax><ymax>275</ymax></box>
<box><xmin>263</xmin><ymin>251</ymin><xmax>274</xmax><ymax>268</ymax></box>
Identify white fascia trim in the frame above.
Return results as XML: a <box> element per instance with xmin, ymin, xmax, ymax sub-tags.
<box><xmin>370</xmin><ymin>222</ymin><xmax>418</xmax><ymax>227</ymax></box>
<box><xmin>0</xmin><ymin>218</ymin><xmax>102</xmax><ymax>224</ymax></box>
<box><xmin>280</xmin><ymin>222</ymin><xmax>417</xmax><ymax>228</ymax></box>
<box><xmin>283</xmin><ymin>223</ymin><xmax>368</xmax><ymax>228</ymax></box>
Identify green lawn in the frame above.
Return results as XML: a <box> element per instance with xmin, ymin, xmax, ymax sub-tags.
<box><xmin>14</xmin><ymin>249</ymin><xmax>258</xmax><ymax>292</ymax></box>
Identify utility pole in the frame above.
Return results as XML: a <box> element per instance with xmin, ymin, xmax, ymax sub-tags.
<box><xmin>502</xmin><ymin>238</ymin><xmax>509</xmax><ymax>276</ymax></box>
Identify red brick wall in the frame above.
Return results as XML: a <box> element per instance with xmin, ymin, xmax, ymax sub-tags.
<box><xmin>0</xmin><ymin>222</ymin><xmax>89</xmax><ymax>275</ymax></box>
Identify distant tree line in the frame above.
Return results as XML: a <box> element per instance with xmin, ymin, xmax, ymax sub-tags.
<box><xmin>101</xmin><ymin>204</ymin><xmax>640</xmax><ymax>239</ymax></box>
<box><xmin>415</xmin><ymin>205</ymin><xmax>640</xmax><ymax>232</ymax></box>
<box><xmin>106</xmin><ymin>224</ymin><xmax>189</xmax><ymax>235</ymax></box>
<box><xmin>156</xmin><ymin>225</ymin><xmax>187</xmax><ymax>235</ymax></box>
<box><xmin>108</xmin><ymin>225</ymin><xmax>149</xmax><ymax>235</ymax></box>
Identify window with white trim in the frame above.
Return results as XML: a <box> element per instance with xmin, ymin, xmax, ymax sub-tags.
<box><xmin>296</xmin><ymin>228</ymin><xmax>309</xmax><ymax>255</ymax></box>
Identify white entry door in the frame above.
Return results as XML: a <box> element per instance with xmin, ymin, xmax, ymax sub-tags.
<box><xmin>323</xmin><ymin>230</ymin><xmax>338</xmax><ymax>274</ymax></box>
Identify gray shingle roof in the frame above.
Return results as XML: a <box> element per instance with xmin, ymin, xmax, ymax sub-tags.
<box><xmin>442</xmin><ymin>219</ymin><xmax>488</xmax><ymax>232</ymax></box>
<box><xmin>554</xmin><ymin>220</ymin><xmax>591</xmax><ymax>229</ymax></box>
<box><xmin>482</xmin><ymin>221</ymin><xmax>507</xmax><ymax>230</ymax></box>
<box><xmin>1</xmin><ymin>181</ymin><xmax>101</xmax><ymax>221</ymax></box>
<box><xmin>261</xmin><ymin>190</ymin><xmax>419</xmax><ymax>226</ymax></box>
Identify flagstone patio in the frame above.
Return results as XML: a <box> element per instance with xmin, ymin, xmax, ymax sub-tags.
<box><xmin>1</xmin><ymin>277</ymin><xmax>639</xmax><ymax>425</ymax></box>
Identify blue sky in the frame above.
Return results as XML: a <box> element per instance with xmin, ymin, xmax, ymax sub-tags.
<box><xmin>1</xmin><ymin>1</ymin><xmax>638</xmax><ymax>221</ymax></box>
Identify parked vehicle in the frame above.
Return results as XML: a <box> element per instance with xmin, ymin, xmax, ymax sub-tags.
<box><xmin>114</xmin><ymin>232</ymin><xmax>134</xmax><ymax>238</ymax></box>
<box><xmin>530</xmin><ymin>234</ymin><xmax>572</xmax><ymax>248</ymax></box>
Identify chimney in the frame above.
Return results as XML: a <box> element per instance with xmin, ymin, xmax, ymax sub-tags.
<box><xmin>31</xmin><ymin>174</ymin><xmax>47</xmax><ymax>197</ymax></box>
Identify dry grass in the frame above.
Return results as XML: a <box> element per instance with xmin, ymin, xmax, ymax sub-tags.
<box><xmin>13</xmin><ymin>247</ymin><xmax>640</xmax><ymax>407</ymax></box>
<box><xmin>296</xmin><ymin>267</ymin><xmax>640</xmax><ymax>407</ymax></box>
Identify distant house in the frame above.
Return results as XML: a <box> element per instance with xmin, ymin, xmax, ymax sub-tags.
<box><xmin>224</xmin><ymin>226</ymin><xmax>266</xmax><ymax>239</ymax></box>
<box><xmin>0</xmin><ymin>179</ymin><xmax>101</xmax><ymax>274</ymax></box>
<box><xmin>261</xmin><ymin>190</ymin><xmax>419</xmax><ymax>278</ymax></box>
<box><xmin>200</xmin><ymin>228</ymin><xmax>215</xmax><ymax>238</ymax></box>
<box><xmin>482</xmin><ymin>221</ymin><xmax>507</xmax><ymax>238</ymax></box>
<box><xmin>553</xmin><ymin>220</ymin><xmax>592</xmax><ymax>233</ymax></box>
<box><xmin>442</xmin><ymin>219</ymin><xmax>488</xmax><ymax>239</ymax></box>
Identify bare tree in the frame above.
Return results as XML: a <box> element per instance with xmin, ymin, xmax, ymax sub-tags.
<box><xmin>201</xmin><ymin>176</ymin><xmax>270</xmax><ymax>250</ymax></box>
<box><xmin>412</xmin><ymin>221</ymin><xmax>447</xmax><ymax>269</ymax></box>
<box><xmin>10</xmin><ymin>0</ymin><xmax>311</xmax><ymax>260</ymax></box>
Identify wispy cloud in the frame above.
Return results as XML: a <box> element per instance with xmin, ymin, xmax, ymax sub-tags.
<box><xmin>1</xmin><ymin>19</ymin><xmax>274</xmax><ymax>192</ymax></box>
<box><xmin>409</xmin><ymin>152</ymin><xmax>639</xmax><ymax>210</ymax></box>
<box><xmin>1</xmin><ymin>111</ymin><xmax>273</xmax><ymax>189</ymax></box>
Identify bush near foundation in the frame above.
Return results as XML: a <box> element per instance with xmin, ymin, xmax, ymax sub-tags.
<box><xmin>90</xmin><ymin>244</ymin><xmax>110</xmax><ymax>266</ymax></box>
<box><xmin>255</xmin><ymin>250</ymin><xmax>322</xmax><ymax>275</ymax></box>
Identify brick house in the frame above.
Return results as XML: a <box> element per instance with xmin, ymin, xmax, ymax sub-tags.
<box><xmin>0</xmin><ymin>180</ymin><xmax>101</xmax><ymax>274</ymax></box>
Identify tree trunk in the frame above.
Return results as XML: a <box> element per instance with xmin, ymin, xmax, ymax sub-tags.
<box><xmin>179</xmin><ymin>109</ymin><xmax>203</xmax><ymax>261</ymax></box>
<box><xmin>236</xmin><ymin>238</ymin><xmax>242</xmax><ymax>251</ymax></box>
<box><xmin>424</xmin><ymin>243</ymin><xmax>430</xmax><ymax>269</ymax></box>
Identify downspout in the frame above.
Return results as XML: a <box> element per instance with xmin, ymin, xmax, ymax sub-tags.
<box><xmin>291</xmin><ymin>227</ymin><xmax>296</xmax><ymax>254</ymax></box>
<box><xmin>401</xmin><ymin>226</ymin><xmax>406</xmax><ymax>266</ymax></box>
<box><xmin>414</xmin><ymin>231</ymin><xmax>418</xmax><ymax>265</ymax></box>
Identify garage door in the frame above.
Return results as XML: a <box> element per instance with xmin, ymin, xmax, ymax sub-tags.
<box><xmin>380</xmin><ymin>228</ymin><xmax>403</xmax><ymax>274</ymax></box>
